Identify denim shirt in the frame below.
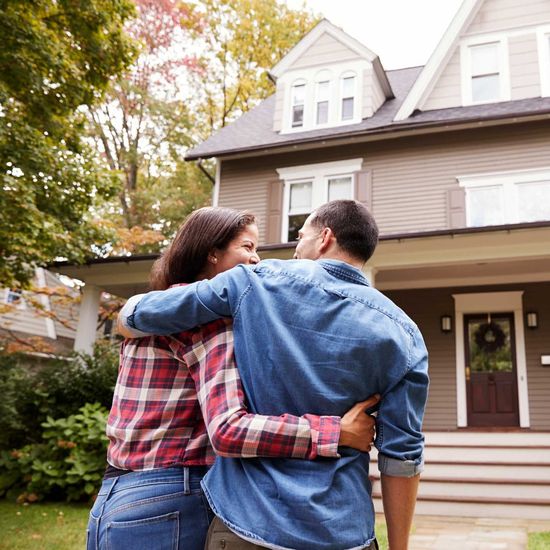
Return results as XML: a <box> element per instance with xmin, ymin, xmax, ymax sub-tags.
<box><xmin>126</xmin><ymin>259</ymin><xmax>429</xmax><ymax>550</ymax></box>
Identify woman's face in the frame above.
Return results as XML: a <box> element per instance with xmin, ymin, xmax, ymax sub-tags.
<box><xmin>211</xmin><ymin>224</ymin><xmax>260</xmax><ymax>275</ymax></box>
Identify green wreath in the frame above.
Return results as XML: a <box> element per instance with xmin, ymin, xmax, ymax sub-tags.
<box><xmin>474</xmin><ymin>322</ymin><xmax>506</xmax><ymax>353</ymax></box>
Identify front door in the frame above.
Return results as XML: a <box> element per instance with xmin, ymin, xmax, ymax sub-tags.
<box><xmin>465</xmin><ymin>313</ymin><xmax>519</xmax><ymax>427</ymax></box>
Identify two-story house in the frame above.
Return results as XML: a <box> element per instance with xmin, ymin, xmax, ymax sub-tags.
<box><xmin>54</xmin><ymin>0</ymin><xmax>550</xmax><ymax>519</ymax></box>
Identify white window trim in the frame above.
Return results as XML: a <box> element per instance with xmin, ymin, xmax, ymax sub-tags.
<box><xmin>460</xmin><ymin>34</ymin><xmax>511</xmax><ymax>106</ymax></box>
<box><xmin>314</xmin><ymin>79</ymin><xmax>331</xmax><ymax>127</ymax></box>
<box><xmin>280</xmin><ymin>60</ymin><xmax>367</xmax><ymax>134</ymax></box>
<box><xmin>338</xmin><ymin>72</ymin><xmax>358</xmax><ymax>122</ymax></box>
<box><xmin>458</xmin><ymin>167</ymin><xmax>550</xmax><ymax>226</ymax></box>
<box><xmin>452</xmin><ymin>291</ymin><xmax>530</xmax><ymax>428</ymax></box>
<box><xmin>277</xmin><ymin>158</ymin><xmax>363</xmax><ymax>242</ymax></box>
<box><xmin>289</xmin><ymin>79</ymin><xmax>307</xmax><ymax>129</ymax></box>
<box><xmin>537</xmin><ymin>25</ymin><xmax>550</xmax><ymax>97</ymax></box>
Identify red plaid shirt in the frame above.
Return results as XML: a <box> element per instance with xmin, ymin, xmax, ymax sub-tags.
<box><xmin>107</xmin><ymin>318</ymin><xmax>340</xmax><ymax>470</ymax></box>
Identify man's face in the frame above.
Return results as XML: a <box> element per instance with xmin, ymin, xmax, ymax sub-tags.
<box><xmin>293</xmin><ymin>214</ymin><xmax>322</xmax><ymax>260</ymax></box>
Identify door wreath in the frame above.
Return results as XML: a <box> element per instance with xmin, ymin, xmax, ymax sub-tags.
<box><xmin>474</xmin><ymin>322</ymin><xmax>506</xmax><ymax>353</ymax></box>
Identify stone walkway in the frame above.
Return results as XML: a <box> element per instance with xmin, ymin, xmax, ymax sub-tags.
<box><xmin>402</xmin><ymin>515</ymin><xmax>550</xmax><ymax>550</ymax></box>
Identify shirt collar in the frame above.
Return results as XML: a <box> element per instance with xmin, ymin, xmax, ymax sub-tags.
<box><xmin>317</xmin><ymin>259</ymin><xmax>370</xmax><ymax>287</ymax></box>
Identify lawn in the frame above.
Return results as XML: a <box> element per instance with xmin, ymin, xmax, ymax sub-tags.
<box><xmin>529</xmin><ymin>531</ymin><xmax>550</xmax><ymax>550</ymax></box>
<box><xmin>0</xmin><ymin>499</ymin><xmax>388</xmax><ymax>549</ymax></box>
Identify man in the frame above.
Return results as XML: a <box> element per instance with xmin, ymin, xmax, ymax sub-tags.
<box><xmin>120</xmin><ymin>200</ymin><xmax>429</xmax><ymax>550</ymax></box>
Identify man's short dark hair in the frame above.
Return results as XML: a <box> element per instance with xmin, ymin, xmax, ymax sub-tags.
<box><xmin>309</xmin><ymin>200</ymin><xmax>379</xmax><ymax>262</ymax></box>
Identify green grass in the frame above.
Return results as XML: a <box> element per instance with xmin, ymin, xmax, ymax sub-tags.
<box><xmin>0</xmin><ymin>499</ymin><xmax>390</xmax><ymax>550</ymax></box>
<box><xmin>0</xmin><ymin>500</ymin><xmax>90</xmax><ymax>550</ymax></box>
<box><xmin>529</xmin><ymin>531</ymin><xmax>550</xmax><ymax>550</ymax></box>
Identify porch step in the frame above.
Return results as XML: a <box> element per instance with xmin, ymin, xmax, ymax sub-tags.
<box><xmin>370</xmin><ymin>431</ymin><xmax>550</xmax><ymax>519</ymax></box>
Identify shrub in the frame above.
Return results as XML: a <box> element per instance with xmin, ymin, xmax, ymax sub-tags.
<box><xmin>0</xmin><ymin>403</ymin><xmax>109</xmax><ymax>502</ymax></box>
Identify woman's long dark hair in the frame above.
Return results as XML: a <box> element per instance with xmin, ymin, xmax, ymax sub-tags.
<box><xmin>150</xmin><ymin>207</ymin><xmax>256</xmax><ymax>290</ymax></box>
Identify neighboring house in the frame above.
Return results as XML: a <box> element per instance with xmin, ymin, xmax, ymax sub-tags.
<box><xmin>54</xmin><ymin>0</ymin><xmax>550</xmax><ymax>518</ymax></box>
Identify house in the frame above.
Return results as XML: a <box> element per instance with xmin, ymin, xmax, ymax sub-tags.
<box><xmin>53</xmin><ymin>0</ymin><xmax>550</xmax><ymax>518</ymax></box>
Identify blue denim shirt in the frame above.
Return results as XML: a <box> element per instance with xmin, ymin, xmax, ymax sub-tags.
<box><xmin>126</xmin><ymin>259</ymin><xmax>429</xmax><ymax>550</ymax></box>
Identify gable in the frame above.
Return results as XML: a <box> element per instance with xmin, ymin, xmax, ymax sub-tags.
<box><xmin>397</xmin><ymin>0</ymin><xmax>550</xmax><ymax>119</ymax></box>
<box><xmin>290</xmin><ymin>31</ymin><xmax>362</xmax><ymax>70</ymax></box>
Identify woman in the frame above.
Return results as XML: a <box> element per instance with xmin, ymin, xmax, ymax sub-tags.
<box><xmin>87</xmin><ymin>207</ymin><xmax>377</xmax><ymax>550</ymax></box>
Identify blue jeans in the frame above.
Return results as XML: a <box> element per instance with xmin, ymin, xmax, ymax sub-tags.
<box><xmin>87</xmin><ymin>466</ymin><xmax>214</xmax><ymax>550</ymax></box>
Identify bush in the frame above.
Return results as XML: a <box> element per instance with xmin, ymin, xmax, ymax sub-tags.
<box><xmin>0</xmin><ymin>403</ymin><xmax>109</xmax><ymax>502</ymax></box>
<box><xmin>0</xmin><ymin>342</ymin><xmax>118</xmax><ymax>450</ymax></box>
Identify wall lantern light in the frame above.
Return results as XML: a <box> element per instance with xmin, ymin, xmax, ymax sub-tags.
<box><xmin>526</xmin><ymin>311</ymin><xmax>538</xmax><ymax>329</ymax></box>
<box><xmin>441</xmin><ymin>315</ymin><xmax>452</xmax><ymax>333</ymax></box>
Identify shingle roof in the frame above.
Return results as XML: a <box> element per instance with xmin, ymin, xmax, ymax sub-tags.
<box><xmin>186</xmin><ymin>66</ymin><xmax>550</xmax><ymax>160</ymax></box>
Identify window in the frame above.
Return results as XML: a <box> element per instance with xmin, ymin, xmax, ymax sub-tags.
<box><xmin>537</xmin><ymin>27</ymin><xmax>550</xmax><ymax>97</ymax></box>
<box><xmin>277</xmin><ymin>159</ymin><xmax>363</xmax><ymax>242</ymax></box>
<box><xmin>470</xmin><ymin>43</ymin><xmax>500</xmax><ymax>102</ymax></box>
<box><xmin>287</xmin><ymin>181</ymin><xmax>313</xmax><ymax>241</ymax></box>
<box><xmin>316</xmin><ymin>80</ymin><xmax>330</xmax><ymax>125</ymax></box>
<box><xmin>459</xmin><ymin>169</ymin><xmax>550</xmax><ymax>227</ymax></box>
<box><xmin>291</xmin><ymin>83</ymin><xmax>306</xmax><ymax>128</ymax></box>
<box><xmin>341</xmin><ymin>75</ymin><xmax>355</xmax><ymax>120</ymax></box>
<box><xmin>4</xmin><ymin>289</ymin><xmax>26</xmax><ymax>309</ymax></box>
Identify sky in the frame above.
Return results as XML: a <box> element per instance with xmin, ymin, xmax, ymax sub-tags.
<box><xmin>285</xmin><ymin>0</ymin><xmax>464</xmax><ymax>70</ymax></box>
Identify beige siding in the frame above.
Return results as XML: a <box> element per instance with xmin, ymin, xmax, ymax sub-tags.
<box><xmin>273</xmin><ymin>81</ymin><xmax>285</xmax><ymax>132</ymax></box>
<box><xmin>291</xmin><ymin>31</ymin><xmax>361</xmax><ymax>69</ymax></box>
<box><xmin>0</xmin><ymin>297</ymin><xmax>51</xmax><ymax>337</ymax></box>
<box><xmin>509</xmin><ymin>33</ymin><xmax>541</xmax><ymax>100</ymax></box>
<box><xmin>385</xmin><ymin>282</ymin><xmax>550</xmax><ymax>431</ymax></box>
<box><xmin>362</xmin><ymin>68</ymin><xmax>386</xmax><ymax>119</ymax></box>
<box><xmin>219</xmin><ymin>122</ymin><xmax>550</xmax><ymax>240</ymax></box>
<box><xmin>422</xmin><ymin>48</ymin><xmax>462</xmax><ymax>110</ymax></box>
<box><xmin>467</xmin><ymin>0</ymin><xmax>550</xmax><ymax>35</ymax></box>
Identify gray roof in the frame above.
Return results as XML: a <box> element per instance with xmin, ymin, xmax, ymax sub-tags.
<box><xmin>186</xmin><ymin>66</ymin><xmax>550</xmax><ymax>160</ymax></box>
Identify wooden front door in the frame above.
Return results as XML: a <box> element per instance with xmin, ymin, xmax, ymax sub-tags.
<box><xmin>465</xmin><ymin>313</ymin><xmax>519</xmax><ymax>427</ymax></box>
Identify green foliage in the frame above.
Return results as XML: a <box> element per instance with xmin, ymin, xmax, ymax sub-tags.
<box><xmin>0</xmin><ymin>403</ymin><xmax>109</xmax><ymax>502</ymax></box>
<box><xmin>0</xmin><ymin>0</ymin><xmax>136</xmax><ymax>288</ymax></box>
<box><xmin>0</xmin><ymin>343</ymin><xmax>118</xmax><ymax>450</ymax></box>
<box><xmin>529</xmin><ymin>531</ymin><xmax>550</xmax><ymax>550</ymax></box>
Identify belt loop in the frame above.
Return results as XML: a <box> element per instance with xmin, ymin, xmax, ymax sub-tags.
<box><xmin>183</xmin><ymin>466</ymin><xmax>190</xmax><ymax>495</ymax></box>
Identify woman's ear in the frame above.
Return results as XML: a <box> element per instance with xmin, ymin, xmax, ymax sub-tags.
<box><xmin>208</xmin><ymin>253</ymin><xmax>218</xmax><ymax>265</ymax></box>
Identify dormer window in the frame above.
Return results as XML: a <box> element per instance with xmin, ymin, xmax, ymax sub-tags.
<box><xmin>291</xmin><ymin>82</ymin><xmax>306</xmax><ymax>128</ymax></box>
<box><xmin>341</xmin><ymin>74</ymin><xmax>356</xmax><ymax>120</ymax></box>
<box><xmin>316</xmin><ymin>80</ymin><xmax>330</xmax><ymax>125</ymax></box>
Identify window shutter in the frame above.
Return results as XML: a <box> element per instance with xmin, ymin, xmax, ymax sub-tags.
<box><xmin>266</xmin><ymin>179</ymin><xmax>284</xmax><ymax>244</ymax></box>
<box><xmin>354</xmin><ymin>170</ymin><xmax>372</xmax><ymax>210</ymax></box>
<box><xmin>447</xmin><ymin>188</ymin><xmax>466</xmax><ymax>228</ymax></box>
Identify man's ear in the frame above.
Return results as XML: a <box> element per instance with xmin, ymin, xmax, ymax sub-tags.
<box><xmin>318</xmin><ymin>227</ymin><xmax>334</xmax><ymax>254</ymax></box>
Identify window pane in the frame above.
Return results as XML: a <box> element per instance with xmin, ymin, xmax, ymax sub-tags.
<box><xmin>342</xmin><ymin>97</ymin><xmax>354</xmax><ymax>120</ymax></box>
<box><xmin>328</xmin><ymin>176</ymin><xmax>352</xmax><ymax>201</ymax></box>
<box><xmin>317</xmin><ymin>80</ymin><xmax>329</xmax><ymax>101</ymax></box>
<box><xmin>517</xmin><ymin>180</ymin><xmax>550</xmax><ymax>222</ymax></box>
<box><xmin>471</xmin><ymin>43</ymin><xmax>499</xmax><ymax>75</ymax></box>
<box><xmin>287</xmin><ymin>213</ymin><xmax>309</xmax><ymax>242</ymax></box>
<box><xmin>6</xmin><ymin>290</ymin><xmax>22</xmax><ymax>305</ymax></box>
<box><xmin>316</xmin><ymin>101</ymin><xmax>328</xmax><ymax>124</ymax></box>
<box><xmin>289</xmin><ymin>181</ymin><xmax>312</xmax><ymax>213</ymax></box>
<box><xmin>467</xmin><ymin>186</ymin><xmax>503</xmax><ymax>226</ymax></box>
<box><xmin>342</xmin><ymin>76</ymin><xmax>355</xmax><ymax>98</ymax></box>
<box><xmin>292</xmin><ymin>104</ymin><xmax>304</xmax><ymax>127</ymax></box>
<box><xmin>292</xmin><ymin>84</ymin><xmax>305</xmax><ymax>105</ymax></box>
<box><xmin>472</xmin><ymin>74</ymin><xmax>500</xmax><ymax>102</ymax></box>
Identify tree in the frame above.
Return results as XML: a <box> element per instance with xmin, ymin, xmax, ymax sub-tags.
<box><xmin>181</xmin><ymin>0</ymin><xmax>319</xmax><ymax>138</ymax></box>
<box><xmin>87</xmin><ymin>0</ymin><xmax>212</xmax><ymax>251</ymax></box>
<box><xmin>0</xmin><ymin>0</ymin><xmax>136</xmax><ymax>288</ymax></box>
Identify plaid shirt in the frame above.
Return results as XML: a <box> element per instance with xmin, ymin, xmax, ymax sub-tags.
<box><xmin>107</xmin><ymin>318</ymin><xmax>340</xmax><ymax>470</ymax></box>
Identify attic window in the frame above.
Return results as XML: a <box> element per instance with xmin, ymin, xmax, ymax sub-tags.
<box><xmin>291</xmin><ymin>83</ymin><xmax>306</xmax><ymax>128</ymax></box>
<box><xmin>470</xmin><ymin>43</ymin><xmax>500</xmax><ymax>102</ymax></box>
<box><xmin>316</xmin><ymin>80</ymin><xmax>330</xmax><ymax>125</ymax></box>
<box><xmin>341</xmin><ymin>75</ymin><xmax>356</xmax><ymax>120</ymax></box>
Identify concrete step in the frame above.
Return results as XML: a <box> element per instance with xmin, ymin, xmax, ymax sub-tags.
<box><xmin>423</xmin><ymin>445</ymin><xmax>550</xmax><ymax>464</ymax></box>
<box><xmin>424</xmin><ymin>431</ymin><xmax>550</xmax><ymax>447</ymax></box>
<box><xmin>371</xmin><ymin>478</ymin><xmax>550</xmax><ymax>500</ymax></box>
<box><xmin>373</xmin><ymin>496</ymin><xmax>550</xmax><ymax>520</ymax></box>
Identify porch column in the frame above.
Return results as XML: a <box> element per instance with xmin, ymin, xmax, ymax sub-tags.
<box><xmin>74</xmin><ymin>284</ymin><xmax>101</xmax><ymax>355</ymax></box>
<box><xmin>363</xmin><ymin>266</ymin><xmax>377</xmax><ymax>287</ymax></box>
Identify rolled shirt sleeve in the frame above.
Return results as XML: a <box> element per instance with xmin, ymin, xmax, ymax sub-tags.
<box><xmin>376</xmin><ymin>326</ymin><xmax>429</xmax><ymax>477</ymax></box>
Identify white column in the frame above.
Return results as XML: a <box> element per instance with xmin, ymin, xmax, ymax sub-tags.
<box><xmin>362</xmin><ymin>266</ymin><xmax>377</xmax><ymax>287</ymax></box>
<box><xmin>74</xmin><ymin>284</ymin><xmax>101</xmax><ymax>355</ymax></box>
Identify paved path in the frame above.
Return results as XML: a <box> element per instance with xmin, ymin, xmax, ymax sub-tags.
<box><xmin>403</xmin><ymin>515</ymin><xmax>550</xmax><ymax>550</ymax></box>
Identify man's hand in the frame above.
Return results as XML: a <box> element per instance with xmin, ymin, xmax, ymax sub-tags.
<box><xmin>338</xmin><ymin>394</ymin><xmax>380</xmax><ymax>452</ymax></box>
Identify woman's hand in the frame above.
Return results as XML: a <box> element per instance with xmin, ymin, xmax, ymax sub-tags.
<box><xmin>338</xmin><ymin>394</ymin><xmax>380</xmax><ymax>452</ymax></box>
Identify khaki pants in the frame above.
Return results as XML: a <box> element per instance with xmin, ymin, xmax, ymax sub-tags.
<box><xmin>204</xmin><ymin>517</ymin><xmax>379</xmax><ymax>550</ymax></box>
